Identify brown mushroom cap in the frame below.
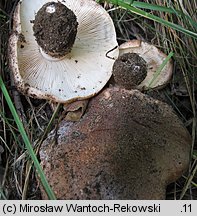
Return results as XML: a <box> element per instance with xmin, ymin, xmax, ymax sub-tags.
<box><xmin>40</xmin><ymin>87</ymin><xmax>191</xmax><ymax>199</ymax></box>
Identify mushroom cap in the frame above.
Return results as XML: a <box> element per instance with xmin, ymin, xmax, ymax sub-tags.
<box><xmin>119</xmin><ymin>40</ymin><xmax>173</xmax><ymax>90</ymax></box>
<box><xmin>9</xmin><ymin>0</ymin><xmax>119</xmax><ymax>103</ymax></box>
<box><xmin>40</xmin><ymin>87</ymin><xmax>191</xmax><ymax>199</ymax></box>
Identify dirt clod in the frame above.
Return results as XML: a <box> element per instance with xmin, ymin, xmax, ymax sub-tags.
<box><xmin>33</xmin><ymin>2</ymin><xmax>78</xmax><ymax>57</ymax></box>
<box><xmin>113</xmin><ymin>53</ymin><xmax>147</xmax><ymax>89</ymax></box>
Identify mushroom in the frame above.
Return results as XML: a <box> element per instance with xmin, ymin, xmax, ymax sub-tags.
<box><xmin>39</xmin><ymin>87</ymin><xmax>191</xmax><ymax>199</ymax></box>
<box><xmin>118</xmin><ymin>40</ymin><xmax>173</xmax><ymax>90</ymax></box>
<box><xmin>9</xmin><ymin>0</ymin><xmax>119</xmax><ymax>103</ymax></box>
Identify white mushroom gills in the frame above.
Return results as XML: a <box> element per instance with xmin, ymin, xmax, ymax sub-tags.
<box><xmin>9</xmin><ymin>0</ymin><xmax>119</xmax><ymax>103</ymax></box>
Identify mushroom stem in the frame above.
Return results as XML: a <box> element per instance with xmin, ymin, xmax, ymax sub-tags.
<box><xmin>33</xmin><ymin>2</ymin><xmax>78</xmax><ymax>58</ymax></box>
<box><xmin>112</xmin><ymin>53</ymin><xmax>147</xmax><ymax>89</ymax></box>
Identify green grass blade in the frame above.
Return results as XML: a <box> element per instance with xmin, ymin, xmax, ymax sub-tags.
<box><xmin>148</xmin><ymin>51</ymin><xmax>174</xmax><ymax>88</ymax></box>
<box><xmin>0</xmin><ymin>76</ymin><xmax>56</xmax><ymax>200</ymax></box>
<box><xmin>193</xmin><ymin>150</ymin><xmax>197</xmax><ymax>160</ymax></box>
<box><xmin>36</xmin><ymin>103</ymin><xmax>61</xmax><ymax>146</ymax></box>
<box><xmin>129</xmin><ymin>1</ymin><xmax>197</xmax><ymax>29</ymax></box>
<box><xmin>107</xmin><ymin>0</ymin><xmax>197</xmax><ymax>39</ymax></box>
<box><xmin>0</xmin><ymin>187</ymin><xmax>7</xmax><ymax>200</ymax></box>
<box><xmin>126</xmin><ymin>1</ymin><xmax>177</xmax><ymax>13</ymax></box>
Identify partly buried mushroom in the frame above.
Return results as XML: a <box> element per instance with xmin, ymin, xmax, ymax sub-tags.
<box><xmin>117</xmin><ymin>40</ymin><xmax>173</xmax><ymax>90</ymax></box>
<box><xmin>40</xmin><ymin>87</ymin><xmax>191</xmax><ymax>199</ymax></box>
<box><xmin>9</xmin><ymin>0</ymin><xmax>119</xmax><ymax>103</ymax></box>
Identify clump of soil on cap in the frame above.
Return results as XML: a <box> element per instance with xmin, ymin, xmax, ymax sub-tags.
<box><xmin>33</xmin><ymin>2</ymin><xmax>78</xmax><ymax>58</ymax></box>
<box><xmin>113</xmin><ymin>53</ymin><xmax>147</xmax><ymax>89</ymax></box>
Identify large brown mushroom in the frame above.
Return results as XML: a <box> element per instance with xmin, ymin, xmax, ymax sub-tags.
<box><xmin>40</xmin><ymin>87</ymin><xmax>191</xmax><ymax>199</ymax></box>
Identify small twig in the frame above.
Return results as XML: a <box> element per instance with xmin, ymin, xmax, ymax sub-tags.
<box><xmin>21</xmin><ymin>103</ymin><xmax>61</xmax><ymax>199</ymax></box>
<box><xmin>180</xmin><ymin>159</ymin><xmax>197</xmax><ymax>199</ymax></box>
